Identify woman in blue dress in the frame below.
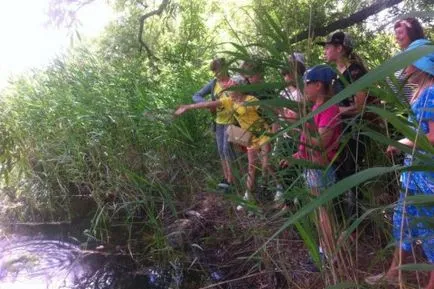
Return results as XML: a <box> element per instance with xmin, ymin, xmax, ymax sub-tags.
<box><xmin>366</xmin><ymin>39</ymin><xmax>434</xmax><ymax>289</ymax></box>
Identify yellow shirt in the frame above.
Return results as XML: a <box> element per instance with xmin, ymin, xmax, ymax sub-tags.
<box><xmin>220</xmin><ymin>95</ymin><xmax>269</xmax><ymax>148</ymax></box>
<box><xmin>213</xmin><ymin>82</ymin><xmax>235</xmax><ymax>125</ymax></box>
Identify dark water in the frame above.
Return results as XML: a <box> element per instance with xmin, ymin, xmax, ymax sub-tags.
<box><xmin>0</xmin><ymin>235</ymin><xmax>184</xmax><ymax>289</ymax></box>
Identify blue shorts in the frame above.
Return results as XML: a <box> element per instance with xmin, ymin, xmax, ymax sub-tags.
<box><xmin>303</xmin><ymin>167</ymin><xmax>336</xmax><ymax>189</ymax></box>
<box><xmin>393</xmin><ymin>189</ymin><xmax>434</xmax><ymax>263</ymax></box>
<box><xmin>215</xmin><ymin>124</ymin><xmax>236</xmax><ymax>161</ymax></box>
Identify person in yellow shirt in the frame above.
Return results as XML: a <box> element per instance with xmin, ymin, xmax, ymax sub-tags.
<box><xmin>219</xmin><ymin>94</ymin><xmax>269</xmax><ymax>149</ymax></box>
<box><xmin>192</xmin><ymin>58</ymin><xmax>236</xmax><ymax>190</ymax></box>
<box><xmin>176</xmin><ymin>83</ymin><xmax>274</xmax><ymax>211</ymax></box>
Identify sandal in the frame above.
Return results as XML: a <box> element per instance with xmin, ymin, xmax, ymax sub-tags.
<box><xmin>365</xmin><ymin>273</ymin><xmax>400</xmax><ymax>286</ymax></box>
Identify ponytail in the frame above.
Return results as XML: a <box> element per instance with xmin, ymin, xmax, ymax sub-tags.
<box><xmin>345</xmin><ymin>48</ymin><xmax>368</xmax><ymax>73</ymax></box>
<box><xmin>333</xmin><ymin>43</ymin><xmax>369</xmax><ymax>72</ymax></box>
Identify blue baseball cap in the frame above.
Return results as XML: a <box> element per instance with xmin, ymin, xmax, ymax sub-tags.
<box><xmin>303</xmin><ymin>64</ymin><xmax>337</xmax><ymax>84</ymax></box>
<box><xmin>405</xmin><ymin>39</ymin><xmax>434</xmax><ymax>76</ymax></box>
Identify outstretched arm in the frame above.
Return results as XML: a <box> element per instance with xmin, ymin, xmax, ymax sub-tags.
<box><xmin>174</xmin><ymin>100</ymin><xmax>221</xmax><ymax>116</ymax></box>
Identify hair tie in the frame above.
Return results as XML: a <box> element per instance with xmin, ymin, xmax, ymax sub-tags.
<box><xmin>401</xmin><ymin>20</ymin><xmax>412</xmax><ymax>28</ymax></box>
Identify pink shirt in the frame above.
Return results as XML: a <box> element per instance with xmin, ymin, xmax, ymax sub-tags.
<box><xmin>298</xmin><ymin>103</ymin><xmax>341</xmax><ymax>163</ymax></box>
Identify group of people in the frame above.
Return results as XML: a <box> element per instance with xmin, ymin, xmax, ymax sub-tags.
<box><xmin>175</xmin><ymin>17</ymin><xmax>434</xmax><ymax>288</ymax></box>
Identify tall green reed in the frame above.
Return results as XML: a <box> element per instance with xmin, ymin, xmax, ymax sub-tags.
<box><xmin>0</xmin><ymin>45</ymin><xmax>217</xmax><ymax>254</ymax></box>
<box><xmin>220</xmin><ymin>6</ymin><xmax>434</xmax><ymax>286</ymax></box>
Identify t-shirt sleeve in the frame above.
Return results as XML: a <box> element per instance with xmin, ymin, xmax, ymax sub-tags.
<box><xmin>235</xmin><ymin>104</ymin><xmax>246</xmax><ymax>115</ymax></box>
<box><xmin>192</xmin><ymin>79</ymin><xmax>214</xmax><ymax>103</ymax></box>
<box><xmin>279</xmin><ymin>89</ymin><xmax>288</xmax><ymax>100</ymax></box>
<box><xmin>245</xmin><ymin>95</ymin><xmax>259</xmax><ymax>103</ymax></box>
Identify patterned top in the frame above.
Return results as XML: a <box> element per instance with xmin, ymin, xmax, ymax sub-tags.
<box><xmin>220</xmin><ymin>95</ymin><xmax>269</xmax><ymax>148</ymax></box>
<box><xmin>214</xmin><ymin>80</ymin><xmax>236</xmax><ymax>125</ymax></box>
<box><xmin>389</xmin><ymin>69</ymin><xmax>416</xmax><ymax>103</ymax></box>
<box><xmin>400</xmin><ymin>85</ymin><xmax>434</xmax><ymax>193</ymax></box>
<box><xmin>219</xmin><ymin>95</ymin><xmax>265</xmax><ymax>133</ymax></box>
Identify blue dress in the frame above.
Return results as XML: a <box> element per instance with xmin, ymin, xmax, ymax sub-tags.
<box><xmin>393</xmin><ymin>85</ymin><xmax>434</xmax><ymax>262</ymax></box>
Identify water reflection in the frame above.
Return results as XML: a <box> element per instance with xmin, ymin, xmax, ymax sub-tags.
<box><xmin>0</xmin><ymin>237</ymin><xmax>183</xmax><ymax>289</ymax></box>
<box><xmin>0</xmin><ymin>239</ymin><xmax>81</xmax><ymax>289</ymax></box>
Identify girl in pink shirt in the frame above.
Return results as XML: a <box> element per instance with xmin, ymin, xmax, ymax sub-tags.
<box><xmin>287</xmin><ymin>64</ymin><xmax>342</xmax><ymax>263</ymax></box>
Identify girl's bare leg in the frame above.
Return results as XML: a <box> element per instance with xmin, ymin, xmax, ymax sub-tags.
<box><xmin>311</xmin><ymin>187</ymin><xmax>335</xmax><ymax>259</ymax></box>
<box><xmin>385</xmin><ymin>247</ymin><xmax>411</xmax><ymax>279</ymax></box>
<box><xmin>222</xmin><ymin>160</ymin><xmax>233</xmax><ymax>183</ymax></box>
<box><xmin>237</xmin><ymin>147</ymin><xmax>257</xmax><ymax>211</ymax></box>
<box><xmin>261</xmin><ymin>143</ymin><xmax>283</xmax><ymax>203</ymax></box>
<box><xmin>318</xmin><ymin>207</ymin><xmax>336</xmax><ymax>259</ymax></box>
<box><xmin>426</xmin><ymin>271</ymin><xmax>434</xmax><ymax>289</ymax></box>
<box><xmin>260</xmin><ymin>143</ymin><xmax>272</xmax><ymax>180</ymax></box>
<box><xmin>247</xmin><ymin>147</ymin><xmax>258</xmax><ymax>194</ymax></box>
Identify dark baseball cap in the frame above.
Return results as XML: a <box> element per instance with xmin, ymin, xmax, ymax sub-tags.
<box><xmin>317</xmin><ymin>31</ymin><xmax>353</xmax><ymax>49</ymax></box>
<box><xmin>303</xmin><ymin>64</ymin><xmax>336</xmax><ymax>84</ymax></box>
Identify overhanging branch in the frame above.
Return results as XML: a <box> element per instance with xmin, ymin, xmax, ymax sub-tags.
<box><xmin>290</xmin><ymin>0</ymin><xmax>403</xmax><ymax>43</ymax></box>
<box><xmin>138</xmin><ymin>0</ymin><xmax>170</xmax><ymax>58</ymax></box>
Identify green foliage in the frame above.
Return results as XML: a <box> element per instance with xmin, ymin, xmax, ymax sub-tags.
<box><xmin>2</xmin><ymin>0</ymin><xmax>434</xmax><ymax>288</ymax></box>
<box><xmin>0</xmin><ymin>43</ymin><xmax>215</xmax><ymax>239</ymax></box>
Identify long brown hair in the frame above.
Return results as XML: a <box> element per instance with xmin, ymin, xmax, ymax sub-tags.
<box><xmin>340</xmin><ymin>46</ymin><xmax>369</xmax><ymax>73</ymax></box>
<box><xmin>394</xmin><ymin>18</ymin><xmax>425</xmax><ymax>43</ymax></box>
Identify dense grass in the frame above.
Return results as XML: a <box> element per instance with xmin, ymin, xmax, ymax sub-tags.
<box><xmin>0</xmin><ymin>47</ymin><xmax>219</xmax><ymax>244</ymax></box>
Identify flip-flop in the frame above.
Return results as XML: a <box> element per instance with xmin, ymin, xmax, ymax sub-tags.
<box><xmin>365</xmin><ymin>273</ymin><xmax>400</xmax><ymax>286</ymax></box>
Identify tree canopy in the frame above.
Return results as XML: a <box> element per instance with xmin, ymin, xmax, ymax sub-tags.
<box><xmin>47</xmin><ymin>0</ymin><xmax>433</xmax><ymax>63</ymax></box>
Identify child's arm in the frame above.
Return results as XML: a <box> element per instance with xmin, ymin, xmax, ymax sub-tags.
<box><xmin>339</xmin><ymin>91</ymin><xmax>368</xmax><ymax>116</ymax></box>
<box><xmin>307</xmin><ymin>108</ymin><xmax>339</xmax><ymax>149</ymax></box>
<box><xmin>174</xmin><ymin>100</ymin><xmax>221</xmax><ymax>116</ymax></box>
<box><xmin>313</xmin><ymin>127</ymin><xmax>334</xmax><ymax>148</ymax></box>
<box><xmin>192</xmin><ymin>80</ymin><xmax>214</xmax><ymax>103</ymax></box>
<box><xmin>354</xmin><ymin>91</ymin><xmax>369</xmax><ymax>112</ymax></box>
<box><xmin>279</xmin><ymin>151</ymin><xmax>303</xmax><ymax>168</ymax></box>
<box><xmin>387</xmin><ymin>120</ymin><xmax>434</xmax><ymax>155</ymax></box>
<box><xmin>282</xmin><ymin>108</ymin><xmax>299</xmax><ymax>122</ymax></box>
